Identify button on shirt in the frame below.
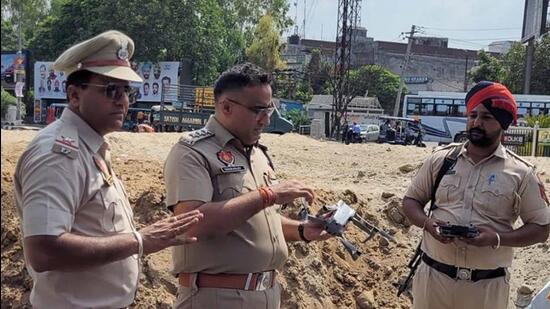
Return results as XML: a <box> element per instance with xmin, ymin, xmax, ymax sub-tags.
<box><xmin>164</xmin><ymin>116</ymin><xmax>288</xmax><ymax>275</ymax></box>
<box><xmin>13</xmin><ymin>108</ymin><xmax>139</xmax><ymax>308</ymax></box>
<box><xmin>405</xmin><ymin>143</ymin><xmax>550</xmax><ymax>269</ymax></box>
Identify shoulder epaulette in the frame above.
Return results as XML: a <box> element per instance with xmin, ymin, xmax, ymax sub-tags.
<box><xmin>51</xmin><ymin>125</ymin><xmax>79</xmax><ymax>159</ymax></box>
<box><xmin>179</xmin><ymin>128</ymin><xmax>214</xmax><ymax>146</ymax></box>
<box><xmin>505</xmin><ymin>148</ymin><xmax>534</xmax><ymax>168</ymax></box>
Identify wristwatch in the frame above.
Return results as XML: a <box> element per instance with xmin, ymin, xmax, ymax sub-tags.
<box><xmin>298</xmin><ymin>223</ymin><xmax>311</xmax><ymax>243</ymax></box>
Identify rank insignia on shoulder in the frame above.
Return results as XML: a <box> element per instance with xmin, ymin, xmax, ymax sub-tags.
<box><xmin>180</xmin><ymin>129</ymin><xmax>214</xmax><ymax>146</ymax></box>
<box><xmin>52</xmin><ymin>132</ymin><xmax>79</xmax><ymax>159</ymax></box>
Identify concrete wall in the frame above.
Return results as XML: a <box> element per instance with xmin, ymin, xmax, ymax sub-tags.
<box><xmin>373</xmin><ymin>51</ymin><xmax>477</xmax><ymax>93</ymax></box>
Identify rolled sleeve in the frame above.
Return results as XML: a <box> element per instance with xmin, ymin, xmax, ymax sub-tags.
<box><xmin>518</xmin><ymin>171</ymin><xmax>550</xmax><ymax>226</ymax></box>
<box><xmin>20</xmin><ymin>153</ymin><xmax>80</xmax><ymax>237</ymax></box>
<box><xmin>164</xmin><ymin>145</ymin><xmax>213</xmax><ymax>208</ymax></box>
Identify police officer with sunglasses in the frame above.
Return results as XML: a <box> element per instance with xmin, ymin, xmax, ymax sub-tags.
<box><xmin>13</xmin><ymin>30</ymin><xmax>203</xmax><ymax>308</ymax></box>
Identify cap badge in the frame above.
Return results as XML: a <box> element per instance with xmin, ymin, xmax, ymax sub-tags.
<box><xmin>117</xmin><ymin>44</ymin><xmax>129</xmax><ymax>60</ymax></box>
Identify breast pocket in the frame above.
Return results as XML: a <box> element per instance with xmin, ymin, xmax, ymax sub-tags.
<box><xmin>435</xmin><ymin>175</ymin><xmax>461</xmax><ymax>206</ymax></box>
<box><xmin>216</xmin><ymin>173</ymin><xmax>245</xmax><ymax>200</ymax></box>
<box><xmin>478</xmin><ymin>175</ymin><xmax>516</xmax><ymax>218</ymax></box>
<box><xmin>100</xmin><ymin>186</ymin><xmax>129</xmax><ymax>233</ymax></box>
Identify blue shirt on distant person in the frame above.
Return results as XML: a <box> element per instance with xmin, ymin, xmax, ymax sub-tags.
<box><xmin>352</xmin><ymin>123</ymin><xmax>361</xmax><ymax>134</ymax></box>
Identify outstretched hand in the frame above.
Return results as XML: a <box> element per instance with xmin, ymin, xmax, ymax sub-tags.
<box><xmin>140</xmin><ymin>210</ymin><xmax>203</xmax><ymax>255</ymax></box>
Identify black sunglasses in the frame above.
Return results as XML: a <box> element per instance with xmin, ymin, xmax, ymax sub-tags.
<box><xmin>81</xmin><ymin>83</ymin><xmax>139</xmax><ymax>104</ymax></box>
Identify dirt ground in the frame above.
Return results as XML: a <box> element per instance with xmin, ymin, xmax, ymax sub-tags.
<box><xmin>1</xmin><ymin>130</ymin><xmax>549</xmax><ymax>308</ymax></box>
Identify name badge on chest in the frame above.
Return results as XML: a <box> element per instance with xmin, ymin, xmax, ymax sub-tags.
<box><xmin>217</xmin><ymin>150</ymin><xmax>245</xmax><ymax>174</ymax></box>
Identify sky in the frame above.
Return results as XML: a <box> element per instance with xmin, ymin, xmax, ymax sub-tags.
<box><xmin>285</xmin><ymin>0</ymin><xmax>530</xmax><ymax>50</ymax></box>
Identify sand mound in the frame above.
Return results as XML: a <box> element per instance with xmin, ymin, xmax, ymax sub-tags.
<box><xmin>2</xmin><ymin>130</ymin><xmax>549</xmax><ymax>308</ymax></box>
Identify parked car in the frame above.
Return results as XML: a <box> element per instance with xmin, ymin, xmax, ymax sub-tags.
<box><xmin>361</xmin><ymin>124</ymin><xmax>380</xmax><ymax>142</ymax></box>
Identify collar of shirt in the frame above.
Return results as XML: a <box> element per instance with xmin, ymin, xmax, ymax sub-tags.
<box><xmin>461</xmin><ymin>141</ymin><xmax>508</xmax><ymax>161</ymax></box>
<box><xmin>205</xmin><ymin>115</ymin><xmax>248</xmax><ymax>148</ymax></box>
<box><xmin>60</xmin><ymin>108</ymin><xmax>105</xmax><ymax>154</ymax></box>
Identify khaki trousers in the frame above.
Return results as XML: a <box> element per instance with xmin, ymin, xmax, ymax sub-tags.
<box><xmin>173</xmin><ymin>274</ymin><xmax>281</xmax><ymax>309</ymax></box>
<box><xmin>412</xmin><ymin>262</ymin><xmax>510</xmax><ymax>309</ymax></box>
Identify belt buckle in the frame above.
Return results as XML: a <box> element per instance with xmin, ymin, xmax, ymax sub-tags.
<box><xmin>254</xmin><ymin>271</ymin><xmax>272</xmax><ymax>291</ymax></box>
<box><xmin>456</xmin><ymin>268</ymin><xmax>472</xmax><ymax>280</ymax></box>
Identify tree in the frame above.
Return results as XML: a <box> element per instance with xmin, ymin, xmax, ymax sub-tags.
<box><xmin>1</xmin><ymin>88</ymin><xmax>17</xmax><ymax>119</ymax></box>
<box><xmin>283</xmin><ymin>109</ymin><xmax>310</xmax><ymax>130</ymax></box>
<box><xmin>27</xmin><ymin>0</ymin><xmax>293</xmax><ymax>85</ymax></box>
<box><xmin>501</xmin><ymin>42</ymin><xmax>525</xmax><ymax>93</ymax></box>
<box><xmin>1</xmin><ymin>19</ymin><xmax>18</xmax><ymax>51</ymax></box>
<box><xmin>531</xmin><ymin>35</ymin><xmax>550</xmax><ymax>94</ymax></box>
<box><xmin>1</xmin><ymin>0</ymin><xmax>50</xmax><ymax>48</ymax></box>
<box><xmin>305</xmin><ymin>49</ymin><xmax>331</xmax><ymax>94</ymax></box>
<box><xmin>524</xmin><ymin>114</ymin><xmax>550</xmax><ymax>128</ymax></box>
<box><xmin>468</xmin><ymin>51</ymin><xmax>504</xmax><ymax>83</ymax></box>
<box><xmin>349</xmin><ymin>65</ymin><xmax>401</xmax><ymax>114</ymax></box>
<box><xmin>245</xmin><ymin>14</ymin><xmax>286</xmax><ymax>72</ymax></box>
<box><xmin>467</xmin><ymin>36</ymin><xmax>549</xmax><ymax>94</ymax></box>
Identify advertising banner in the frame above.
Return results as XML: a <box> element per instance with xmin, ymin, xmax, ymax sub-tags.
<box><xmin>2</xmin><ymin>52</ymin><xmax>28</xmax><ymax>90</ymax></box>
<box><xmin>34</xmin><ymin>62</ymin><xmax>68</xmax><ymax>100</ymax></box>
<box><xmin>34</xmin><ymin>61</ymin><xmax>179</xmax><ymax>102</ymax></box>
<box><xmin>134</xmin><ymin>62</ymin><xmax>179</xmax><ymax>102</ymax></box>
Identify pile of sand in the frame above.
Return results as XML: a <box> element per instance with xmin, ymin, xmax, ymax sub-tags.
<box><xmin>1</xmin><ymin>130</ymin><xmax>548</xmax><ymax>308</ymax></box>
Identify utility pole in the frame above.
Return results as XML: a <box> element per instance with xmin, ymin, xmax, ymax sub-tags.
<box><xmin>15</xmin><ymin>1</ymin><xmax>23</xmax><ymax>123</ymax></box>
<box><xmin>463</xmin><ymin>52</ymin><xmax>469</xmax><ymax>92</ymax></box>
<box><xmin>523</xmin><ymin>38</ymin><xmax>535</xmax><ymax>94</ymax></box>
<box><xmin>331</xmin><ymin>0</ymin><xmax>361</xmax><ymax>139</ymax></box>
<box><xmin>393</xmin><ymin>25</ymin><xmax>416</xmax><ymax>117</ymax></box>
<box><xmin>303</xmin><ymin>0</ymin><xmax>307</xmax><ymax>39</ymax></box>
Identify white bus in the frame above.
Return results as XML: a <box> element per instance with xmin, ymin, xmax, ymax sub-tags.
<box><xmin>403</xmin><ymin>91</ymin><xmax>550</xmax><ymax>143</ymax></box>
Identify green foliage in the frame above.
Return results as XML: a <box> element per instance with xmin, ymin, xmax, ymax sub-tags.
<box><xmin>27</xmin><ymin>0</ymin><xmax>292</xmax><ymax>85</ymax></box>
<box><xmin>468</xmin><ymin>51</ymin><xmax>504</xmax><ymax>83</ymax></box>
<box><xmin>468</xmin><ymin>36</ymin><xmax>549</xmax><ymax>95</ymax></box>
<box><xmin>531</xmin><ymin>35</ymin><xmax>550</xmax><ymax>95</ymax></box>
<box><xmin>294</xmin><ymin>81</ymin><xmax>313</xmax><ymax>103</ymax></box>
<box><xmin>349</xmin><ymin>65</ymin><xmax>401</xmax><ymax>114</ymax></box>
<box><xmin>245</xmin><ymin>14</ymin><xmax>286</xmax><ymax>72</ymax></box>
<box><xmin>525</xmin><ymin>114</ymin><xmax>550</xmax><ymax>128</ymax></box>
<box><xmin>501</xmin><ymin>42</ymin><xmax>525</xmax><ymax>93</ymax></box>
<box><xmin>273</xmin><ymin>75</ymin><xmax>312</xmax><ymax>103</ymax></box>
<box><xmin>1</xmin><ymin>20</ymin><xmax>18</xmax><ymax>51</ymax></box>
<box><xmin>305</xmin><ymin>49</ymin><xmax>332</xmax><ymax>95</ymax></box>
<box><xmin>1</xmin><ymin>0</ymin><xmax>50</xmax><ymax>48</ymax></box>
<box><xmin>283</xmin><ymin>109</ymin><xmax>310</xmax><ymax>130</ymax></box>
<box><xmin>1</xmin><ymin>88</ymin><xmax>17</xmax><ymax>119</ymax></box>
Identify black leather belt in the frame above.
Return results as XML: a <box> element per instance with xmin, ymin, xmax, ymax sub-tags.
<box><xmin>422</xmin><ymin>254</ymin><xmax>505</xmax><ymax>282</ymax></box>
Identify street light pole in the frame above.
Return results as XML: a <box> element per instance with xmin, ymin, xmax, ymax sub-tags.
<box><xmin>15</xmin><ymin>1</ymin><xmax>23</xmax><ymax>123</ymax></box>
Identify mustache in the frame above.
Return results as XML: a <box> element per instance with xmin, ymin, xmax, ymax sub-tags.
<box><xmin>468</xmin><ymin>128</ymin><xmax>486</xmax><ymax>135</ymax></box>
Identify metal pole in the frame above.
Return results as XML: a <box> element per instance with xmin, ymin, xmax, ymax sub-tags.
<box><xmin>16</xmin><ymin>2</ymin><xmax>23</xmax><ymax>122</ymax></box>
<box><xmin>393</xmin><ymin>25</ymin><xmax>416</xmax><ymax>117</ymax></box>
<box><xmin>523</xmin><ymin>38</ymin><xmax>534</xmax><ymax>94</ymax></box>
<box><xmin>463</xmin><ymin>53</ymin><xmax>469</xmax><ymax>92</ymax></box>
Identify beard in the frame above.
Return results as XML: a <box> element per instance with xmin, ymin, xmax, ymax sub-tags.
<box><xmin>467</xmin><ymin>127</ymin><xmax>499</xmax><ymax>147</ymax></box>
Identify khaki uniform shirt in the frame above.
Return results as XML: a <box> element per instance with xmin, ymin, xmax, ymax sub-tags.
<box><xmin>405</xmin><ymin>142</ymin><xmax>550</xmax><ymax>269</ymax></box>
<box><xmin>164</xmin><ymin>116</ymin><xmax>288</xmax><ymax>275</ymax></box>
<box><xmin>13</xmin><ymin>109</ymin><xmax>139</xmax><ymax>308</ymax></box>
